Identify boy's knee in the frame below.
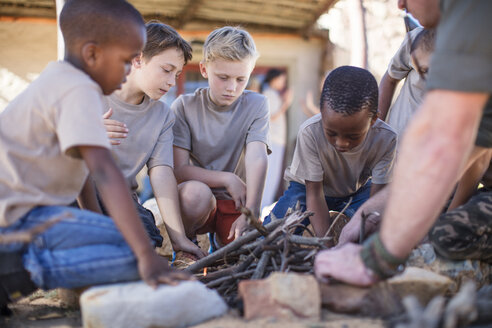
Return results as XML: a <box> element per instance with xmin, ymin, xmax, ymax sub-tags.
<box><xmin>179</xmin><ymin>181</ymin><xmax>216</xmax><ymax>224</ymax></box>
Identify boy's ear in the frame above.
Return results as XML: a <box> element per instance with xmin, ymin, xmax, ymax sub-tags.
<box><xmin>370</xmin><ymin>111</ymin><xmax>378</xmax><ymax>125</ymax></box>
<box><xmin>133</xmin><ymin>54</ymin><xmax>143</xmax><ymax>68</ymax></box>
<box><xmin>199</xmin><ymin>61</ymin><xmax>208</xmax><ymax>79</ymax></box>
<box><xmin>81</xmin><ymin>42</ymin><xmax>99</xmax><ymax>67</ymax></box>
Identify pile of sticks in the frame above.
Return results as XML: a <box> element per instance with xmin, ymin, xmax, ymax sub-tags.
<box><xmin>185</xmin><ymin>205</ymin><xmax>335</xmax><ymax>305</ymax></box>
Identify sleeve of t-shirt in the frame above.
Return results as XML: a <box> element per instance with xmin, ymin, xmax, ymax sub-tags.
<box><xmin>387</xmin><ymin>28</ymin><xmax>422</xmax><ymax>81</ymax></box>
<box><xmin>147</xmin><ymin>108</ymin><xmax>175</xmax><ymax>170</ymax></box>
<box><xmin>427</xmin><ymin>1</ymin><xmax>492</xmax><ymax>93</ymax></box>
<box><xmin>289</xmin><ymin>127</ymin><xmax>323</xmax><ymax>182</ymax></box>
<box><xmin>56</xmin><ymin>85</ymin><xmax>110</xmax><ymax>159</ymax></box>
<box><xmin>246</xmin><ymin>97</ymin><xmax>271</xmax><ymax>152</ymax></box>
<box><xmin>171</xmin><ymin>96</ymin><xmax>192</xmax><ymax>151</ymax></box>
<box><xmin>371</xmin><ymin>135</ymin><xmax>397</xmax><ymax>185</ymax></box>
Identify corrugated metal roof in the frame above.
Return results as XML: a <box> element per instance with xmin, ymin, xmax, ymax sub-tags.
<box><xmin>0</xmin><ymin>0</ymin><xmax>337</xmax><ymax>36</ymax></box>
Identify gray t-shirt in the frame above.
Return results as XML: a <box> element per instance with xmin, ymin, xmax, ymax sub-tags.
<box><xmin>427</xmin><ymin>0</ymin><xmax>492</xmax><ymax>148</ymax></box>
<box><xmin>105</xmin><ymin>94</ymin><xmax>174</xmax><ymax>191</ymax></box>
<box><xmin>172</xmin><ymin>88</ymin><xmax>270</xmax><ymax>200</ymax></box>
<box><xmin>284</xmin><ymin>114</ymin><xmax>397</xmax><ymax>197</ymax></box>
<box><xmin>387</xmin><ymin>27</ymin><xmax>425</xmax><ymax>137</ymax></box>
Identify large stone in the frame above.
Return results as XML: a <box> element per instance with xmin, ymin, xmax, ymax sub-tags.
<box><xmin>320</xmin><ymin>282</ymin><xmax>403</xmax><ymax>317</ymax></box>
<box><xmin>408</xmin><ymin>243</ymin><xmax>492</xmax><ymax>291</ymax></box>
<box><xmin>238</xmin><ymin>272</ymin><xmax>320</xmax><ymax>320</ymax></box>
<box><xmin>80</xmin><ymin>280</ymin><xmax>227</xmax><ymax>328</ymax></box>
<box><xmin>388</xmin><ymin>267</ymin><xmax>455</xmax><ymax>305</ymax></box>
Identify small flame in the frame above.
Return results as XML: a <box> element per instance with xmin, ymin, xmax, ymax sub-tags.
<box><xmin>203</xmin><ymin>267</ymin><xmax>208</xmax><ymax>276</ymax></box>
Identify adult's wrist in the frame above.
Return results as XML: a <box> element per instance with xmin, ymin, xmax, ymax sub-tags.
<box><xmin>360</xmin><ymin>232</ymin><xmax>407</xmax><ymax>279</ymax></box>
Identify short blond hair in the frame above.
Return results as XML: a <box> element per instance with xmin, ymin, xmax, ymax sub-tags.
<box><xmin>203</xmin><ymin>26</ymin><xmax>259</xmax><ymax>63</ymax></box>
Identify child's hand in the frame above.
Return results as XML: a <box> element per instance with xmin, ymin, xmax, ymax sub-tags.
<box><xmin>138</xmin><ymin>251</ymin><xmax>192</xmax><ymax>288</ymax></box>
<box><xmin>102</xmin><ymin>108</ymin><xmax>128</xmax><ymax>146</ymax></box>
<box><xmin>228</xmin><ymin>214</ymin><xmax>248</xmax><ymax>240</ymax></box>
<box><xmin>225</xmin><ymin>173</ymin><xmax>246</xmax><ymax>209</ymax></box>
<box><xmin>173</xmin><ymin>238</ymin><xmax>207</xmax><ymax>259</ymax></box>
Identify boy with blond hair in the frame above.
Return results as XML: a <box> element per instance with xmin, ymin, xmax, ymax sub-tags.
<box><xmin>172</xmin><ymin>26</ymin><xmax>269</xmax><ymax>249</ymax></box>
<box><xmin>0</xmin><ymin>0</ymin><xmax>187</xmax><ymax>312</ymax></box>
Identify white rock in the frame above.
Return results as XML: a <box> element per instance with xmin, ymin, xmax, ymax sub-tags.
<box><xmin>81</xmin><ymin>280</ymin><xmax>227</xmax><ymax>328</ymax></box>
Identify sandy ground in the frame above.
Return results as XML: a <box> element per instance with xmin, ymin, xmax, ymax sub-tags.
<box><xmin>0</xmin><ymin>289</ymin><xmax>385</xmax><ymax>328</ymax></box>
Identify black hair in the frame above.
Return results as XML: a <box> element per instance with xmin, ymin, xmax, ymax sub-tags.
<box><xmin>260</xmin><ymin>68</ymin><xmax>285</xmax><ymax>93</ymax></box>
<box><xmin>59</xmin><ymin>0</ymin><xmax>145</xmax><ymax>52</ymax></box>
<box><xmin>320</xmin><ymin>66</ymin><xmax>378</xmax><ymax>117</ymax></box>
<box><xmin>143</xmin><ymin>20</ymin><xmax>193</xmax><ymax>64</ymax></box>
<box><xmin>410</xmin><ymin>28</ymin><xmax>436</xmax><ymax>54</ymax></box>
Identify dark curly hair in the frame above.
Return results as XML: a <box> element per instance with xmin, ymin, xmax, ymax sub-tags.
<box><xmin>320</xmin><ymin>66</ymin><xmax>378</xmax><ymax>117</ymax></box>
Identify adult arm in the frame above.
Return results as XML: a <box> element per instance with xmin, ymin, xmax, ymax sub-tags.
<box><xmin>378</xmin><ymin>71</ymin><xmax>399</xmax><ymax>121</ymax></box>
<box><xmin>149</xmin><ymin>165</ymin><xmax>207</xmax><ymax>258</ymax></box>
<box><xmin>79</xmin><ymin>146</ymin><xmax>189</xmax><ymax>286</ymax></box>
<box><xmin>306</xmin><ymin>180</ymin><xmax>331</xmax><ymax>238</ymax></box>
<box><xmin>270</xmin><ymin>89</ymin><xmax>293</xmax><ymax>121</ymax></box>
<box><xmin>173</xmin><ymin>146</ymin><xmax>246</xmax><ymax>209</ymax></box>
<box><xmin>228</xmin><ymin>141</ymin><xmax>268</xmax><ymax>239</ymax></box>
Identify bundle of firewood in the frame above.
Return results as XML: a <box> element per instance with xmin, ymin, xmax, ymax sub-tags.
<box><xmin>185</xmin><ymin>205</ymin><xmax>347</xmax><ymax>305</ymax></box>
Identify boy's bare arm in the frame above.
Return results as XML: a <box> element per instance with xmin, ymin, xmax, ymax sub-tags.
<box><xmin>306</xmin><ymin>180</ymin><xmax>330</xmax><ymax>237</ymax></box>
<box><xmin>369</xmin><ymin>183</ymin><xmax>386</xmax><ymax>196</ymax></box>
<box><xmin>79</xmin><ymin>146</ymin><xmax>190</xmax><ymax>286</ymax></box>
<box><xmin>77</xmin><ymin>176</ymin><xmax>103</xmax><ymax>214</ymax></box>
<box><xmin>228</xmin><ymin>141</ymin><xmax>268</xmax><ymax>240</ymax></box>
<box><xmin>447</xmin><ymin>147</ymin><xmax>492</xmax><ymax>211</ymax></box>
<box><xmin>173</xmin><ymin>146</ymin><xmax>246</xmax><ymax>208</ymax></box>
<box><xmin>378</xmin><ymin>71</ymin><xmax>399</xmax><ymax>121</ymax></box>
<box><xmin>149</xmin><ymin>165</ymin><xmax>207</xmax><ymax>258</ymax></box>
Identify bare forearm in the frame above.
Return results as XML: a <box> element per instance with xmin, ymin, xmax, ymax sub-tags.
<box><xmin>380</xmin><ymin>91</ymin><xmax>486</xmax><ymax>258</ymax></box>
<box><xmin>244</xmin><ymin>147</ymin><xmax>268</xmax><ymax>216</ymax></box>
<box><xmin>378</xmin><ymin>72</ymin><xmax>398</xmax><ymax>121</ymax></box>
<box><xmin>150</xmin><ymin>166</ymin><xmax>189</xmax><ymax>245</ymax></box>
<box><xmin>306</xmin><ymin>181</ymin><xmax>330</xmax><ymax>237</ymax></box>
<box><xmin>174</xmin><ymin>164</ymin><xmax>231</xmax><ymax>189</ymax></box>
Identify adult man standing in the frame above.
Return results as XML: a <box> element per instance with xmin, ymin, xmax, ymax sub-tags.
<box><xmin>314</xmin><ymin>0</ymin><xmax>492</xmax><ymax>285</ymax></box>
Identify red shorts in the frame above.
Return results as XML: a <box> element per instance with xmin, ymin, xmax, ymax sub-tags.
<box><xmin>196</xmin><ymin>199</ymin><xmax>241</xmax><ymax>246</ymax></box>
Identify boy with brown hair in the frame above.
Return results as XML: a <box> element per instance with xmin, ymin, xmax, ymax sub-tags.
<box><xmin>95</xmin><ymin>21</ymin><xmax>206</xmax><ymax>258</ymax></box>
<box><xmin>0</xmin><ymin>0</ymin><xmax>186</xmax><ymax>311</ymax></box>
<box><xmin>172</xmin><ymin>26</ymin><xmax>270</xmax><ymax>249</ymax></box>
<box><xmin>264</xmin><ymin>66</ymin><xmax>397</xmax><ymax>238</ymax></box>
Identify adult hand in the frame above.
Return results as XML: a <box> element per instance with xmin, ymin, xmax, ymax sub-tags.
<box><xmin>228</xmin><ymin>213</ymin><xmax>248</xmax><ymax>241</ymax></box>
<box><xmin>102</xmin><ymin>108</ymin><xmax>128</xmax><ymax>145</ymax></box>
<box><xmin>314</xmin><ymin>243</ymin><xmax>378</xmax><ymax>287</ymax></box>
<box><xmin>225</xmin><ymin>173</ymin><xmax>246</xmax><ymax>209</ymax></box>
<box><xmin>138</xmin><ymin>251</ymin><xmax>192</xmax><ymax>288</ymax></box>
<box><xmin>283</xmin><ymin>88</ymin><xmax>294</xmax><ymax>107</ymax></box>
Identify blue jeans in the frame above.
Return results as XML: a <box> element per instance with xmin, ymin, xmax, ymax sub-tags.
<box><xmin>263</xmin><ymin>180</ymin><xmax>372</xmax><ymax>226</ymax></box>
<box><xmin>0</xmin><ymin>206</ymin><xmax>140</xmax><ymax>290</ymax></box>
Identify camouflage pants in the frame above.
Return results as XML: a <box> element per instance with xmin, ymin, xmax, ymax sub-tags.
<box><xmin>429</xmin><ymin>191</ymin><xmax>492</xmax><ymax>263</ymax></box>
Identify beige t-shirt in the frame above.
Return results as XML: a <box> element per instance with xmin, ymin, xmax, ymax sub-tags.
<box><xmin>284</xmin><ymin>114</ymin><xmax>397</xmax><ymax>197</ymax></box>
<box><xmin>387</xmin><ymin>27</ymin><xmax>425</xmax><ymax>137</ymax></box>
<box><xmin>105</xmin><ymin>94</ymin><xmax>174</xmax><ymax>191</ymax></box>
<box><xmin>0</xmin><ymin>61</ymin><xmax>110</xmax><ymax>226</ymax></box>
<box><xmin>172</xmin><ymin>88</ymin><xmax>270</xmax><ymax>200</ymax></box>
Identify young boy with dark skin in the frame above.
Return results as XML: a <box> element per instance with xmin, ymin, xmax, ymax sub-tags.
<box><xmin>0</xmin><ymin>0</ymin><xmax>187</xmax><ymax>310</ymax></box>
<box><xmin>90</xmin><ymin>21</ymin><xmax>206</xmax><ymax>259</ymax></box>
<box><xmin>264</xmin><ymin>66</ymin><xmax>397</xmax><ymax>238</ymax></box>
<box><xmin>172</xmin><ymin>26</ymin><xmax>269</xmax><ymax>249</ymax></box>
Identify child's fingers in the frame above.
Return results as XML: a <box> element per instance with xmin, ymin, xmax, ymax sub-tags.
<box><xmin>102</xmin><ymin>107</ymin><xmax>113</xmax><ymax>119</ymax></box>
<box><xmin>109</xmin><ymin>139</ymin><xmax>121</xmax><ymax>146</ymax></box>
<box><xmin>104</xmin><ymin>120</ymin><xmax>128</xmax><ymax>130</ymax></box>
<box><xmin>228</xmin><ymin>221</ymin><xmax>236</xmax><ymax>240</ymax></box>
<box><xmin>107</xmin><ymin>131</ymin><xmax>128</xmax><ymax>139</ymax></box>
